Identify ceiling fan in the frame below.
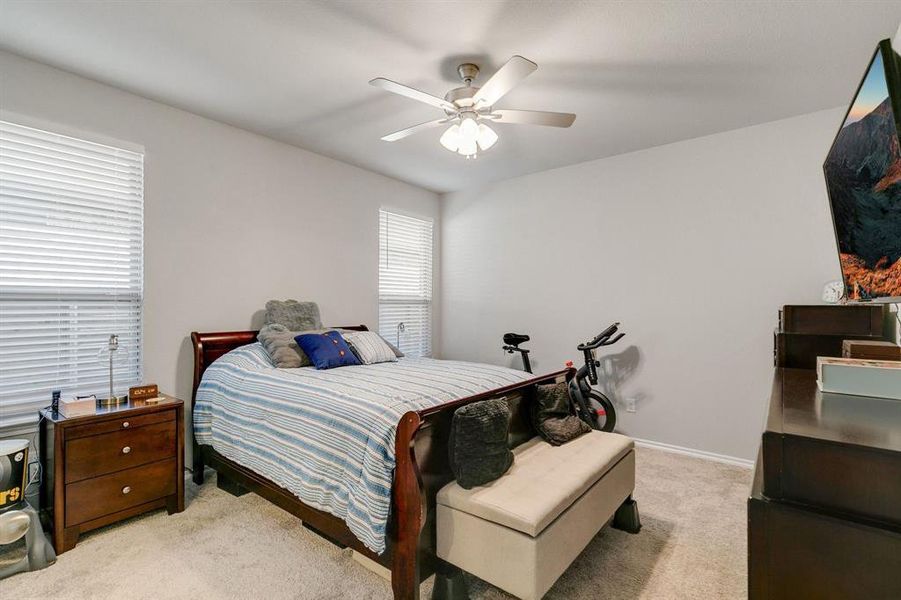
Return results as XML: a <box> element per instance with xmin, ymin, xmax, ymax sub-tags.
<box><xmin>369</xmin><ymin>55</ymin><xmax>576</xmax><ymax>158</ymax></box>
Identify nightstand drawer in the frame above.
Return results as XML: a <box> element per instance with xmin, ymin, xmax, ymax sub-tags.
<box><xmin>65</xmin><ymin>420</ymin><xmax>176</xmax><ymax>483</ymax></box>
<box><xmin>66</xmin><ymin>410</ymin><xmax>174</xmax><ymax>440</ymax></box>
<box><xmin>65</xmin><ymin>458</ymin><xmax>176</xmax><ymax>527</ymax></box>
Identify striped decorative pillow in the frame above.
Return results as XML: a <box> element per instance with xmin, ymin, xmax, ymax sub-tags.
<box><xmin>343</xmin><ymin>331</ymin><xmax>398</xmax><ymax>365</ymax></box>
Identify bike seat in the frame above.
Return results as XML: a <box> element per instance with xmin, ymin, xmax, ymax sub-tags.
<box><xmin>503</xmin><ymin>333</ymin><xmax>530</xmax><ymax>346</ymax></box>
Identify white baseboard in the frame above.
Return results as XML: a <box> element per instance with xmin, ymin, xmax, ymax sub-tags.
<box><xmin>632</xmin><ymin>437</ymin><xmax>754</xmax><ymax>469</ymax></box>
<box><xmin>352</xmin><ymin>550</ymin><xmax>391</xmax><ymax>581</ymax></box>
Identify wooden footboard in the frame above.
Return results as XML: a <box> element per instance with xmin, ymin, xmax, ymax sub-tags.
<box><xmin>190</xmin><ymin>328</ymin><xmax>571</xmax><ymax>600</ymax></box>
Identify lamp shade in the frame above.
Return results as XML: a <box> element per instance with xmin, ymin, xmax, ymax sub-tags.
<box><xmin>459</xmin><ymin>117</ymin><xmax>479</xmax><ymax>141</ymax></box>
<box><xmin>477</xmin><ymin>124</ymin><xmax>498</xmax><ymax>150</ymax></box>
<box><xmin>439</xmin><ymin>124</ymin><xmax>461</xmax><ymax>152</ymax></box>
<box><xmin>457</xmin><ymin>136</ymin><xmax>478</xmax><ymax>157</ymax></box>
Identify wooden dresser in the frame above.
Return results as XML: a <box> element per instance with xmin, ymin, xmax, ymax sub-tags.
<box><xmin>749</xmin><ymin>304</ymin><xmax>901</xmax><ymax>598</ymax></box>
<box><xmin>39</xmin><ymin>396</ymin><xmax>185</xmax><ymax>553</ymax></box>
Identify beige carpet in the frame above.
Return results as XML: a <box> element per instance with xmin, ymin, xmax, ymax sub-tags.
<box><xmin>1</xmin><ymin>447</ymin><xmax>751</xmax><ymax>599</ymax></box>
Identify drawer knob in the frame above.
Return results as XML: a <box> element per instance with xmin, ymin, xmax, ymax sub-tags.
<box><xmin>122</xmin><ymin>446</ymin><xmax>131</xmax><ymax>455</ymax></box>
<box><xmin>122</xmin><ymin>486</ymin><xmax>132</xmax><ymax>495</ymax></box>
<box><xmin>122</xmin><ymin>421</ymin><xmax>130</xmax><ymax>428</ymax></box>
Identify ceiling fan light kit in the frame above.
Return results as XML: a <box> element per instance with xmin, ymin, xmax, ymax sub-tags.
<box><xmin>370</xmin><ymin>55</ymin><xmax>575</xmax><ymax>159</ymax></box>
<box><xmin>440</xmin><ymin>114</ymin><xmax>497</xmax><ymax>158</ymax></box>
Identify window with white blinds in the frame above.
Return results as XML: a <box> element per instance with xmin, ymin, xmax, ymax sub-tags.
<box><xmin>0</xmin><ymin>121</ymin><xmax>144</xmax><ymax>427</ymax></box>
<box><xmin>378</xmin><ymin>209</ymin><xmax>433</xmax><ymax>358</ymax></box>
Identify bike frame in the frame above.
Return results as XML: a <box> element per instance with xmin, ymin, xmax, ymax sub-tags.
<box><xmin>519</xmin><ymin>350</ymin><xmax>533</xmax><ymax>374</ymax></box>
<box><xmin>569</xmin><ymin>353</ymin><xmax>600</xmax><ymax>426</ymax></box>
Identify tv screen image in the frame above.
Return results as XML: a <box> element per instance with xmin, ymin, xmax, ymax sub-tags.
<box><xmin>824</xmin><ymin>41</ymin><xmax>901</xmax><ymax>301</ymax></box>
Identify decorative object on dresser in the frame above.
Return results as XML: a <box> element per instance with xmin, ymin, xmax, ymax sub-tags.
<box><xmin>128</xmin><ymin>383</ymin><xmax>161</xmax><ymax>402</ymax></box>
<box><xmin>842</xmin><ymin>339</ymin><xmax>901</xmax><ymax>360</ymax></box>
<box><xmin>39</xmin><ymin>395</ymin><xmax>184</xmax><ymax>553</ymax></box>
<box><xmin>749</xmin><ymin>303</ymin><xmax>901</xmax><ymax>599</ymax></box>
<box><xmin>821</xmin><ymin>280</ymin><xmax>845</xmax><ymax>304</ymax></box>
<box><xmin>774</xmin><ymin>304</ymin><xmax>886</xmax><ymax>369</ymax></box>
<box><xmin>97</xmin><ymin>334</ymin><xmax>128</xmax><ymax>406</ymax></box>
<box><xmin>57</xmin><ymin>395</ymin><xmax>97</xmax><ymax>419</ymax></box>
<box><xmin>817</xmin><ymin>356</ymin><xmax>901</xmax><ymax>399</ymax></box>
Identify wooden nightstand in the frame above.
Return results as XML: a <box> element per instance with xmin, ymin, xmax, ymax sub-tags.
<box><xmin>38</xmin><ymin>395</ymin><xmax>185</xmax><ymax>553</ymax></box>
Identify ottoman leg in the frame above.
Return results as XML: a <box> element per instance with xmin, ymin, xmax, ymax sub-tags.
<box><xmin>612</xmin><ymin>496</ymin><xmax>642</xmax><ymax>534</ymax></box>
<box><xmin>432</xmin><ymin>560</ymin><xmax>469</xmax><ymax>600</ymax></box>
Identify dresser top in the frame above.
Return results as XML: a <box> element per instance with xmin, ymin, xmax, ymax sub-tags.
<box><xmin>767</xmin><ymin>368</ymin><xmax>901</xmax><ymax>454</ymax></box>
<box><xmin>41</xmin><ymin>394</ymin><xmax>182</xmax><ymax>426</ymax></box>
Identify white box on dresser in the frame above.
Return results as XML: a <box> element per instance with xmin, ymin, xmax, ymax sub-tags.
<box><xmin>817</xmin><ymin>357</ymin><xmax>901</xmax><ymax>400</ymax></box>
<box><xmin>58</xmin><ymin>396</ymin><xmax>96</xmax><ymax>418</ymax></box>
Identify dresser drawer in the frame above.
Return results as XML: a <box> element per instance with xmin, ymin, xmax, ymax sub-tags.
<box><xmin>65</xmin><ymin>458</ymin><xmax>176</xmax><ymax>527</ymax></box>
<box><xmin>65</xmin><ymin>420</ymin><xmax>176</xmax><ymax>483</ymax></box>
<box><xmin>66</xmin><ymin>409</ymin><xmax>174</xmax><ymax>440</ymax></box>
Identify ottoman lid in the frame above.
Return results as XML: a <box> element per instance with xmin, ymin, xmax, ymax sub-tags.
<box><xmin>436</xmin><ymin>431</ymin><xmax>633</xmax><ymax>536</ymax></box>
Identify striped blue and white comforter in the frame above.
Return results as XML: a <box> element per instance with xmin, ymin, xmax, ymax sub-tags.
<box><xmin>193</xmin><ymin>343</ymin><xmax>532</xmax><ymax>554</ymax></box>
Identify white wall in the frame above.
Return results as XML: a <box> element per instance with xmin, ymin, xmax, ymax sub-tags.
<box><xmin>0</xmin><ymin>51</ymin><xmax>440</xmax><ymax>442</ymax></box>
<box><xmin>440</xmin><ymin>108</ymin><xmax>851</xmax><ymax>461</ymax></box>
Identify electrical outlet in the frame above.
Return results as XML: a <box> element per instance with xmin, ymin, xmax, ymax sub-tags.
<box><xmin>625</xmin><ymin>397</ymin><xmax>637</xmax><ymax>413</ymax></box>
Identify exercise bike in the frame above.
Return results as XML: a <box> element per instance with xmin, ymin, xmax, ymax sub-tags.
<box><xmin>501</xmin><ymin>323</ymin><xmax>625</xmax><ymax>432</ymax></box>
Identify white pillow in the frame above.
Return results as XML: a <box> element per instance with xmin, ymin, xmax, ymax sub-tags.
<box><xmin>343</xmin><ymin>330</ymin><xmax>398</xmax><ymax>365</ymax></box>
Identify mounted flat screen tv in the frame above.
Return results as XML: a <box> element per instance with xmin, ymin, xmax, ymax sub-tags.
<box><xmin>824</xmin><ymin>39</ymin><xmax>901</xmax><ymax>302</ymax></box>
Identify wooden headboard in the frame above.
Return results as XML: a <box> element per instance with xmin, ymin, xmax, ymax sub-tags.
<box><xmin>190</xmin><ymin>325</ymin><xmax>369</xmax><ymax>406</ymax></box>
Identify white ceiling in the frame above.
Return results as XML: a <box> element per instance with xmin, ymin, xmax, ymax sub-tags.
<box><xmin>1</xmin><ymin>1</ymin><xmax>899</xmax><ymax>193</ymax></box>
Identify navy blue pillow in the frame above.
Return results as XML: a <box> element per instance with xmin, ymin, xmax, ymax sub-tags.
<box><xmin>294</xmin><ymin>330</ymin><xmax>361</xmax><ymax>370</ymax></box>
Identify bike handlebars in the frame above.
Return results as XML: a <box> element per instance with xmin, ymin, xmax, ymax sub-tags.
<box><xmin>577</xmin><ymin>322</ymin><xmax>624</xmax><ymax>351</ymax></box>
<box><xmin>576</xmin><ymin>322</ymin><xmax>625</xmax><ymax>386</ymax></box>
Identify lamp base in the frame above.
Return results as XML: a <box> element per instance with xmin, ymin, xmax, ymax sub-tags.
<box><xmin>97</xmin><ymin>395</ymin><xmax>127</xmax><ymax>407</ymax></box>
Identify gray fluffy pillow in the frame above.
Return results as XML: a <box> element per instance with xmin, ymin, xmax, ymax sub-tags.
<box><xmin>264</xmin><ymin>300</ymin><xmax>322</xmax><ymax>331</ymax></box>
<box><xmin>257</xmin><ymin>324</ymin><xmax>312</xmax><ymax>368</ymax></box>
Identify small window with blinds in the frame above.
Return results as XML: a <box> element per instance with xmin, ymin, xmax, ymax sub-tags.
<box><xmin>379</xmin><ymin>208</ymin><xmax>433</xmax><ymax>358</ymax></box>
<box><xmin>0</xmin><ymin>120</ymin><xmax>143</xmax><ymax>427</ymax></box>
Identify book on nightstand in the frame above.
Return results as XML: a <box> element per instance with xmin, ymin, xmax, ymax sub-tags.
<box><xmin>817</xmin><ymin>357</ymin><xmax>901</xmax><ymax>400</ymax></box>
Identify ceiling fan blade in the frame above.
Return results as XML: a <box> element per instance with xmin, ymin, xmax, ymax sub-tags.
<box><xmin>490</xmin><ymin>109</ymin><xmax>576</xmax><ymax>128</ymax></box>
<box><xmin>380</xmin><ymin>118</ymin><xmax>451</xmax><ymax>142</ymax></box>
<box><xmin>472</xmin><ymin>56</ymin><xmax>538</xmax><ymax>107</ymax></box>
<box><xmin>369</xmin><ymin>78</ymin><xmax>457</xmax><ymax>112</ymax></box>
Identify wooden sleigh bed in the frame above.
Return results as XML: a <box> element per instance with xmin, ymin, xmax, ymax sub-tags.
<box><xmin>190</xmin><ymin>326</ymin><xmax>572</xmax><ymax>600</ymax></box>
